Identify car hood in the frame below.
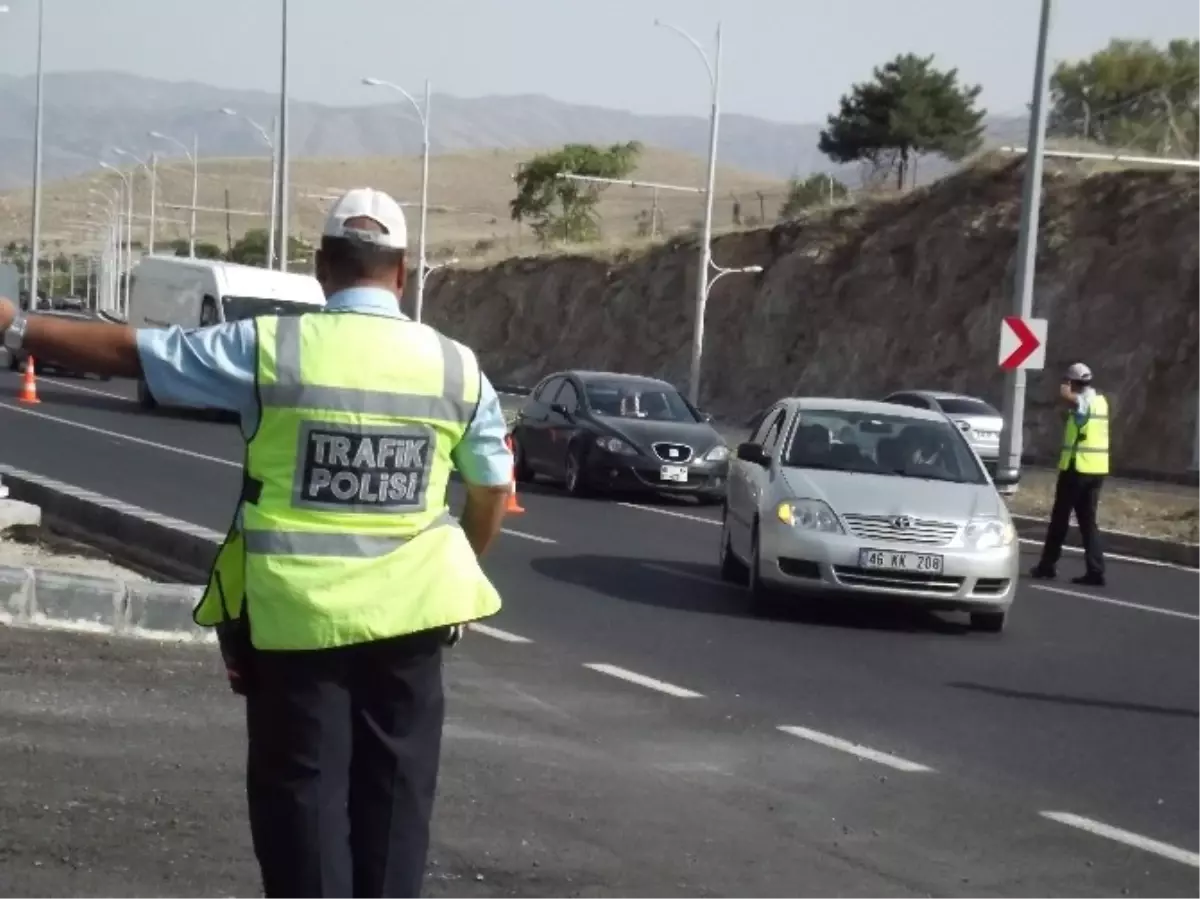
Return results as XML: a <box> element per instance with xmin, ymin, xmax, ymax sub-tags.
<box><xmin>779</xmin><ymin>467</ymin><xmax>1004</xmax><ymax>521</ymax></box>
<box><xmin>596</xmin><ymin>416</ymin><xmax>723</xmax><ymax>455</ymax></box>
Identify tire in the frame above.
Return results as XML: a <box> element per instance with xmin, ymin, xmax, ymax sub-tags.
<box><xmin>562</xmin><ymin>443</ymin><xmax>591</xmax><ymax>497</ymax></box>
<box><xmin>136</xmin><ymin>377</ymin><xmax>158</xmax><ymax>411</ymax></box>
<box><xmin>696</xmin><ymin>492</ymin><xmax>725</xmax><ymax>507</ymax></box>
<box><xmin>718</xmin><ymin>506</ymin><xmax>749</xmax><ymax>584</ymax></box>
<box><xmin>970</xmin><ymin>610</ymin><xmax>1007</xmax><ymax>633</ymax></box>
<box><xmin>511</xmin><ymin>432</ymin><xmax>534</xmax><ymax>483</ymax></box>
<box><xmin>746</xmin><ymin>523</ymin><xmax>776</xmax><ymax>616</ymax></box>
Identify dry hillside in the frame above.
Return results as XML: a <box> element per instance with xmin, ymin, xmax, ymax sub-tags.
<box><xmin>423</xmin><ymin>158</ymin><xmax>1199</xmax><ymax>477</ymax></box>
<box><xmin>0</xmin><ymin>147</ymin><xmax>789</xmax><ymax>260</ymax></box>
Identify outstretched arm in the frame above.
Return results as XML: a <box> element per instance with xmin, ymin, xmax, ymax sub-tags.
<box><xmin>0</xmin><ymin>298</ymin><xmax>142</xmax><ymax>378</ymax></box>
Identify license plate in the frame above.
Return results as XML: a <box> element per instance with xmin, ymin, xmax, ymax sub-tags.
<box><xmin>858</xmin><ymin>549</ymin><xmax>944</xmax><ymax>574</ymax></box>
<box><xmin>659</xmin><ymin>464</ymin><xmax>689</xmax><ymax>483</ymax></box>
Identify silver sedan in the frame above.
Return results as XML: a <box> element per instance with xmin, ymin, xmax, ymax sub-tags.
<box><xmin>719</xmin><ymin>397</ymin><xmax>1019</xmax><ymax>632</ymax></box>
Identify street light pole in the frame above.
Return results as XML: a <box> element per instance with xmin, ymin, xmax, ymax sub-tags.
<box><xmin>278</xmin><ymin>0</ymin><xmax>291</xmax><ymax>272</ymax></box>
<box><xmin>997</xmin><ymin>0</ymin><xmax>1054</xmax><ymax>483</ymax></box>
<box><xmin>362</xmin><ymin>76</ymin><xmax>432</xmax><ymax>322</ymax></box>
<box><xmin>655</xmin><ymin>18</ymin><xmax>723</xmax><ymax>407</ymax></box>
<box><xmin>221</xmin><ymin>107</ymin><xmax>279</xmax><ymax>268</ymax></box>
<box><xmin>148</xmin><ymin>131</ymin><xmax>199</xmax><ymax>257</ymax></box>
<box><xmin>115</xmin><ymin>148</ymin><xmax>157</xmax><ymax>257</ymax></box>
<box><xmin>28</xmin><ymin>0</ymin><xmax>45</xmax><ymax>309</ymax></box>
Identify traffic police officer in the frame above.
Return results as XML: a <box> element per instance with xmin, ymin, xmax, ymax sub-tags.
<box><xmin>0</xmin><ymin>187</ymin><xmax>514</xmax><ymax>897</ymax></box>
<box><xmin>1031</xmin><ymin>361</ymin><xmax>1109</xmax><ymax>587</ymax></box>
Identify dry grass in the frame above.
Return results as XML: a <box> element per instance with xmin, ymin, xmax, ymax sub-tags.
<box><xmin>0</xmin><ymin>146</ymin><xmax>791</xmax><ymax>262</ymax></box>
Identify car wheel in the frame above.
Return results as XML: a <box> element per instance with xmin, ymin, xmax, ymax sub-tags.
<box><xmin>746</xmin><ymin>523</ymin><xmax>776</xmax><ymax>616</ymax></box>
<box><xmin>511</xmin><ymin>432</ymin><xmax>534</xmax><ymax>483</ymax></box>
<box><xmin>563</xmin><ymin>444</ymin><xmax>591</xmax><ymax>497</ymax></box>
<box><xmin>136</xmin><ymin>377</ymin><xmax>158</xmax><ymax>411</ymax></box>
<box><xmin>970</xmin><ymin>610</ymin><xmax>1006</xmax><ymax>633</ymax></box>
<box><xmin>718</xmin><ymin>506</ymin><xmax>749</xmax><ymax>585</ymax></box>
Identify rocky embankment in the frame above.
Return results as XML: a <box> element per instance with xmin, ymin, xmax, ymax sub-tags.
<box><xmin>424</xmin><ymin>158</ymin><xmax>1199</xmax><ymax>476</ymax></box>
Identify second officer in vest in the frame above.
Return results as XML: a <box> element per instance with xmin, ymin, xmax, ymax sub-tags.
<box><xmin>0</xmin><ymin>187</ymin><xmax>514</xmax><ymax>897</ymax></box>
<box><xmin>1031</xmin><ymin>362</ymin><xmax>1109</xmax><ymax>587</ymax></box>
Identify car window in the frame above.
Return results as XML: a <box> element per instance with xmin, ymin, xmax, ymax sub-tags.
<box><xmin>762</xmin><ymin>411</ymin><xmax>790</xmax><ymax>455</ymax></box>
<box><xmin>781</xmin><ymin>408</ymin><xmax>986</xmax><ymax>485</ymax></box>
<box><xmin>937</xmin><ymin>397</ymin><xmax>1001</xmax><ymax>417</ymax></box>
<box><xmin>885</xmin><ymin>393</ymin><xmax>929</xmax><ymax>409</ymax></box>
<box><xmin>534</xmin><ymin>376</ymin><xmax>565</xmax><ymax>403</ymax></box>
<box><xmin>584</xmin><ymin>381</ymin><xmax>698</xmax><ymax>422</ymax></box>
<box><xmin>751</xmin><ymin>407</ymin><xmax>785</xmax><ymax>446</ymax></box>
<box><xmin>556</xmin><ymin>380</ymin><xmax>580</xmax><ymax>413</ymax></box>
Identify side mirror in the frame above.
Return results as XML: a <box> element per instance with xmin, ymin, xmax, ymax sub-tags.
<box><xmin>736</xmin><ymin>442</ymin><xmax>769</xmax><ymax>466</ymax></box>
<box><xmin>992</xmin><ymin>466</ymin><xmax>1020</xmax><ymax>489</ymax></box>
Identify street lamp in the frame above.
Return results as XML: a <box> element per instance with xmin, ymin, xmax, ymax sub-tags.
<box><xmin>362</xmin><ymin>76</ymin><xmax>432</xmax><ymax>323</ymax></box>
<box><xmin>654</xmin><ymin>18</ymin><xmax>723</xmax><ymax>407</ymax></box>
<box><xmin>221</xmin><ymin>107</ymin><xmax>279</xmax><ymax>268</ymax></box>
<box><xmin>114</xmin><ymin>147</ymin><xmax>157</xmax><ymax>255</ymax></box>
<box><xmin>27</xmin><ymin>0</ymin><xmax>45</xmax><ymax>308</ymax></box>
<box><xmin>148</xmin><ymin>130</ymin><xmax>199</xmax><ymax>258</ymax></box>
<box><xmin>88</xmin><ymin>189</ymin><xmax>120</xmax><ymax>312</ymax></box>
<box><xmin>277</xmin><ymin>0</ymin><xmax>291</xmax><ymax>271</ymax></box>
<box><xmin>99</xmin><ymin>161</ymin><xmax>134</xmax><ymax>316</ymax></box>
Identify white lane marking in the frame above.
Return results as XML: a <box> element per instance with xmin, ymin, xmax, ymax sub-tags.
<box><xmin>778</xmin><ymin>725</ymin><xmax>934</xmax><ymax>773</ymax></box>
<box><xmin>616</xmin><ymin>501</ymin><xmax>720</xmax><ymax>526</ymax></box>
<box><xmin>502</xmin><ymin>528</ymin><xmax>556</xmax><ymax>544</ymax></box>
<box><xmin>583</xmin><ymin>663</ymin><xmax>705</xmax><ymax>699</ymax></box>
<box><xmin>469</xmin><ymin>623</ymin><xmax>533</xmax><ymax>643</ymax></box>
<box><xmin>1030</xmin><ymin>584</ymin><xmax>1200</xmax><ymax>621</ymax></box>
<box><xmin>642</xmin><ymin>562</ymin><xmax>728</xmax><ymax>588</ymax></box>
<box><xmin>0</xmin><ymin>399</ymin><xmax>240</xmax><ymax>466</ymax></box>
<box><xmin>1041</xmin><ymin>811</ymin><xmax>1200</xmax><ymax>868</ymax></box>
<box><xmin>41</xmin><ymin>376</ymin><xmax>135</xmax><ymax>402</ymax></box>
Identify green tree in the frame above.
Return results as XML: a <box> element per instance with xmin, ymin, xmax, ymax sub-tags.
<box><xmin>510</xmin><ymin>141</ymin><xmax>643</xmax><ymax>245</ymax></box>
<box><xmin>818</xmin><ymin>53</ymin><xmax>986</xmax><ymax>190</ymax></box>
<box><xmin>1049</xmin><ymin>38</ymin><xmax>1199</xmax><ymax>157</ymax></box>
<box><xmin>225</xmin><ymin>228</ymin><xmax>311</xmax><ymax>267</ymax></box>
<box><xmin>778</xmin><ymin>174</ymin><xmax>850</xmax><ymax>219</ymax></box>
<box><xmin>167</xmin><ymin>238</ymin><xmax>223</xmax><ymax>260</ymax></box>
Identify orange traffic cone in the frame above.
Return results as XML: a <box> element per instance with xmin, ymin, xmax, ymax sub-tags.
<box><xmin>18</xmin><ymin>356</ymin><xmax>40</xmax><ymax>405</ymax></box>
<box><xmin>505</xmin><ymin>434</ymin><xmax>525</xmax><ymax>514</ymax></box>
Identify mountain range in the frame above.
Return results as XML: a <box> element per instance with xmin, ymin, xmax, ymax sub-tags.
<box><xmin>0</xmin><ymin>71</ymin><xmax>1029</xmax><ymax>190</ymax></box>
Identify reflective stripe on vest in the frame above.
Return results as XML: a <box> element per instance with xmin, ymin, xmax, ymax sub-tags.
<box><xmin>193</xmin><ymin>312</ymin><xmax>503</xmax><ymax>650</ymax></box>
<box><xmin>1058</xmin><ymin>392</ymin><xmax>1110</xmax><ymax>475</ymax></box>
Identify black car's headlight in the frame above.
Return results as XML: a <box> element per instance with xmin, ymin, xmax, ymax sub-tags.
<box><xmin>700</xmin><ymin>444</ymin><xmax>730</xmax><ymax>463</ymax></box>
<box><xmin>595</xmin><ymin>435</ymin><xmax>638</xmax><ymax>456</ymax></box>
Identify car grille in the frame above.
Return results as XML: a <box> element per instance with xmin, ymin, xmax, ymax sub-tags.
<box><xmin>832</xmin><ymin>566</ymin><xmax>964</xmax><ymax>594</ymax></box>
<box><xmin>841</xmin><ymin>514</ymin><xmax>959</xmax><ymax>547</ymax></box>
<box><xmin>652</xmin><ymin>442</ymin><xmax>694</xmax><ymax>463</ymax></box>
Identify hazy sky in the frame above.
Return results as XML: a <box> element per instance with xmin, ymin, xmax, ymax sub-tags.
<box><xmin>0</xmin><ymin>0</ymin><xmax>1195</xmax><ymax>123</ymax></box>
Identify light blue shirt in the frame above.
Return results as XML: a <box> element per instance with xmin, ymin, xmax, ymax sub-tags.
<box><xmin>135</xmin><ymin>286</ymin><xmax>512</xmax><ymax>486</ymax></box>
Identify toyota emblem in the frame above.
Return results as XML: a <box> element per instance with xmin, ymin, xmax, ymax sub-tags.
<box><xmin>891</xmin><ymin>516</ymin><xmax>913</xmax><ymax>530</ymax></box>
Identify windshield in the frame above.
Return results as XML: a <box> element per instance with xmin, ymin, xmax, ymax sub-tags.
<box><xmin>584</xmin><ymin>381</ymin><xmax>699</xmax><ymax>423</ymax></box>
<box><xmin>222</xmin><ymin>295</ymin><xmax>319</xmax><ymax>321</ymax></box>
<box><xmin>782</xmin><ymin>409</ymin><xmax>987</xmax><ymax>484</ymax></box>
<box><xmin>937</xmin><ymin>397</ymin><xmax>1000</xmax><ymax>417</ymax></box>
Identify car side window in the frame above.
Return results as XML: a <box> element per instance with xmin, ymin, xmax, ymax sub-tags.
<box><xmin>761</xmin><ymin>410</ymin><xmax>789</xmax><ymax>455</ymax></box>
<box><xmin>556</xmin><ymin>380</ymin><xmax>580</xmax><ymax>413</ymax></box>
<box><xmin>535</xmin><ymin>377</ymin><xmax>565</xmax><ymax>404</ymax></box>
<box><xmin>751</xmin><ymin>407</ymin><xmax>786</xmax><ymax>448</ymax></box>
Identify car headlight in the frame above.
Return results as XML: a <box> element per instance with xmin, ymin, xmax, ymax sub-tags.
<box><xmin>702</xmin><ymin>444</ymin><xmax>730</xmax><ymax>463</ymax></box>
<box><xmin>776</xmin><ymin>499</ymin><xmax>844</xmax><ymax>534</ymax></box>
<box><xmin>595</xmin><ymin>435</ymin><xmax>638</xmax><ymax>456</ymax></box>
<box><xmin>965</xmin><ymin>518</ymin><xmax>1016</xmax><ymax>550</ymax></box>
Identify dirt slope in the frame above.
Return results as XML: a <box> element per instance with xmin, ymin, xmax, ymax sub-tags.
<box><xmin>425</xmin><ymin>159</ymin><xmax>1200</xmax><ymax>476</ymax></box>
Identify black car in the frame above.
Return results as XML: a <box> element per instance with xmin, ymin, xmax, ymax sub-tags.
<box><xmin>510</xmin><ymin>370</ymin><xmax>730</xmax><ymax>503</ymax></box>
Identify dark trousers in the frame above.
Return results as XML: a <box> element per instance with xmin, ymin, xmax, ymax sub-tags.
<box><xmin>243</xmin><ymin>628</ymin><xmax>448</xmax><ymax>898</ymax></box>
<box><xmin>1039</xmin><ymin>466</ymin><xmax>1106</xmax><ymax>576</ymax></box>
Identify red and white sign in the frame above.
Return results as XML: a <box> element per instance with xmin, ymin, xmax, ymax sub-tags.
<box><xmin>998</xmin><ymin>315</ymin><xmax>1047</xmax><ymax>370</ymax></box>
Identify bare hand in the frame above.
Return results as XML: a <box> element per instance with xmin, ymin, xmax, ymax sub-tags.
<box><xmin>0</xmin><ymin>297</ymin><xmax>14</xmax><ymax>331</ymax></box>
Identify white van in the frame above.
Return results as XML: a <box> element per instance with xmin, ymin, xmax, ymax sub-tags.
<box><xmin>129</xmin><ymin>256</ymin><xmax>326</xmax><ymax>409</ymax></box>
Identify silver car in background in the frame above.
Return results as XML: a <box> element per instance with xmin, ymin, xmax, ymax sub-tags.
<box><xmin>719</xmin><ymin>397</ymin><xmax>1018</xmax><ymax>632</ymax></box>
<box><xmin>882</xmin><ymin>390</ymin><xmax>1005</xmax><ymax>478</ymax></box>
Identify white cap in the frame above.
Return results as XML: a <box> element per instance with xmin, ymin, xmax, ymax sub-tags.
<box><xmin>322</xmin><ymin>187</ymin><xmax>408</xmax><ymax>250</ymax></box>
<box><xmin>1065</xmin><ymin>362</ymin><xmax>1093</xmax><ymax>382</ymax></box>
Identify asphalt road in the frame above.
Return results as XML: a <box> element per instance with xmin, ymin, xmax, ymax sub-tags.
<box><xmin>1</xmin><ymin>372</ymin><xmax>1198</xmax><ymax>897</ymax></box>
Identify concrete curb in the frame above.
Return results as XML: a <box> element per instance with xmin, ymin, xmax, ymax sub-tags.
<box><xmin>1010</xmin><ymin>514</ymin><xmax>1198</xmax><ymax>569</ymax></box>
<box><xmin>0</xmin><ymin>463</ymin><xmax>222</xmax><ymax>585</ymax></box>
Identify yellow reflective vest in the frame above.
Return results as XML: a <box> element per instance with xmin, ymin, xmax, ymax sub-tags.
<box><xmin>1058</xmin><ymin>391</ymin><xmax>1110</xmax><ymax>476</ymax></box>
<box><xmin>194</xmin><ymin>312</ymin><xmax>502</xmax><ymax>651</ymax></box>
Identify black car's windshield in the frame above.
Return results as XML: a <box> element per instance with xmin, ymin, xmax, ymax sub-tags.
<box><xmin>782</xmin><ymin>409</ymin><xmax>987</xmax><ymax>485</ymax></box>
<box><xmin>584</xmin><ymin>381</ymin><xmax>698</xmax><ymax>423</ymax></box>
<box><xmin>222</xmin><ymin>296</ymin><xmax>319</xmax><ymax>321</ymax></box>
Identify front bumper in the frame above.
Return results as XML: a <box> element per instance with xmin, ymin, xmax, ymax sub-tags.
<box><xmin>583</xmin><ymin>449</ymin><xmax>728</xmax><ymax>497</ymax></box>
<box><xmin>759</xmin><ymin>521</ymin><xmax>1018</xmax><ymax>610</ymax></box>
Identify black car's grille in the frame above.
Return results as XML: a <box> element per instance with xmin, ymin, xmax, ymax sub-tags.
<box><xmin>652</xmin><ymin>442</ymin><xmax>694</xmax><ymax>463</ymax></box>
